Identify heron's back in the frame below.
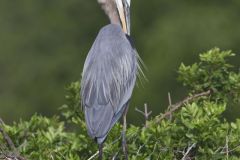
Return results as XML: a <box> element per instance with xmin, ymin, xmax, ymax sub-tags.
<box><xmin>81</xmin><ymin>24</ymin><xmax>138</xmax><ymax>144</ymax></box>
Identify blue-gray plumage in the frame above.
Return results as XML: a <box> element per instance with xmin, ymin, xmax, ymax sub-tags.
<box><xmin>80</xmin><ymin>0</ymin><xmax>141</xmax><ymax>159</ymax></box>
<box><xmin>81</xmin><ymin>24</ymin><xmax>139</xmax><ymax>144</ymax></box>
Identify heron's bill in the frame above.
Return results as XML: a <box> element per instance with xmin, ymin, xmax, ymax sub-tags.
<box><xmin>115</xmin><ymin>0</ymin><xmax>131</xmax><ymax>35</ymax></box>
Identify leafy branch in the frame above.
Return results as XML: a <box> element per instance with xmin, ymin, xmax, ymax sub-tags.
<box><xmin>154</xmin><ymin>90</ymin><xmax>211</xmax><ymax>123</ymax></box>
<box><xmin>0</xmin><ymin>118</ymin><xmax>26</xmax><ymax>160</ymax></box>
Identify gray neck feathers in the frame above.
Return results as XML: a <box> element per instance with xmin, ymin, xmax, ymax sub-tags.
<box><xmin>98</xmin><ymin>0</ymin><xmax>121</xmax><ymax>26</ymax></box>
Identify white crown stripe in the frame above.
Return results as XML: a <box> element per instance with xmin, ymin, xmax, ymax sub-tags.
<box><xmin>126</xmin><ymin>0</ymin><xmax>131</xmax><ymax>6</ymax></box>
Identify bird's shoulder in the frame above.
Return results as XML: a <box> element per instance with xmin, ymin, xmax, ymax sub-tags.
<box><xmin>85</xmin><ymin>24</ymin><xmax>135</xmax><ymax>65</ymax></box>
<box><xmin>98</xmin><ymin>24</ymin><xmax>124</xmax><ymax>37</ymax></box>
<box><xmin>96</xmin><ymin>24</ymin><xmax>131</xmax><ymax>48</ymax></box>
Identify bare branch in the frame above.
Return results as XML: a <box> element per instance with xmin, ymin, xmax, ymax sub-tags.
<box><xmin>226</xmin><ymin>136</ymin><xmax>229</xmax><ymax>159</ymax></box>
<box><xmin>155</xmin><ymin>90</ymin><xmax>211</xmax><ymax>123</ymax></box>
<box><xmin>168</xmin><ymin>92</ymin><xmax>172</xmax><ymax>107</ymax></box>
<box><xmin>220</xmin><ymin>136</ymin><xmax>229</xmax><ymax>159</ymax></box>
<box><xmin>181</xmin><ymin>143</ymin><xmax>196</xmax><ymax>160</ymax></box>
<box><xmin>135</xmin><ymin>103</ymin><xmax>152</xmax><ymax>128</ymax></box>
<box><xmin>221</xmin><ymin>144</ymin><xmax>240</xmax><ymax>154</ymax></box>
<box><xmin>87</xmin><ymin>151</ymin><xmax>99</xmax><ymax>160</ymax></box>
<box><xmin>167</xmin><ymin>92</ymin><xmax>173</xmax><ymax>120</ymax></box>
<box><xmin>135</xmin><ymin>108</ymin><xmax>145</xmax><ymax>117</ymax></box>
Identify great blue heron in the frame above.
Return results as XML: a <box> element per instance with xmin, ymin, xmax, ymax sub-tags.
<box><xmin>81</xmin><ymin>0</ymin><xmax>142</xmax><ymax>159</ymax></box>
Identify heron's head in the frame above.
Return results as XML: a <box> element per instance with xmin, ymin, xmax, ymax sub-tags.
<box><xmin>97</xmin><ymin>0</ymin><xmax>131</xmax><ymax>35</ymax></box>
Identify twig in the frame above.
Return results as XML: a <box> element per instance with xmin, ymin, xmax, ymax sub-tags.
<box><xmin>155</xmin><ymin>90</ymin><xmax>211</xmax><ymax>123</ymax></box>
<box><xmin>135</xmin><ymin>103</ymin><xmax>152</xmax><ymax>128</ymax></box>
<box><xmin>111</xmin><ymin>149</ymin><xmax>120</xmax><ymax>160</ymax></box>
<box><xmin>221</xmin><ymin>144</ymin><xmax>240</xmax><ymax>154</ymax></box>
<box><xmin>167</xmin><ymin>92</ymin><xmax>173</xmax><ymax>120</ymax></box>
<box><xmin>148</xmin><ymin>143</ymin><xmax>157</xmax><ymax>158</ymax></box>
<box><xmin>214</xmin><ymin>133</ymin><xmax>240</xmax><ymax>155</ymax></box>
<box><xmin>181</xmin><ymin>143</ymin><xmax>196</xmax><ymax>160</ymax></box>
<box><xmin>168</xmin><ymin>92</ymin><xmax>172</xmax><ymax>107</ymax></box>
<box><xmin>214</xmin><ymin>146</ymin><xmax>224</xmax><ymax>154</ymax></box>
<box><xmin>136</xmin><ymin>144</ymin><xmax>145</xmax><ymax>156</ymax></box>
<box><xmin>87</xmin><ymin>151</ymin><xmax>99</xmax><ymax>160</ymax></box>
<box><xmin>226</xmin><ymin>136</ymin><xmax>229</xmax><ymax>159</ymax></box>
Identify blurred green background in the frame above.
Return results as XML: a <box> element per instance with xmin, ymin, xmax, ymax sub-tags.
<box><xmin>0</xmin><ymin>0</ymin><xmax>239</xmax><ymax>123</ymax></box>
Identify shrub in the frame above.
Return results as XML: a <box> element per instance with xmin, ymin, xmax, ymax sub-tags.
<box><xmin>0</xmin><ymin>48</ymin><xmax>240</xmax><ymax>159</ymax></box>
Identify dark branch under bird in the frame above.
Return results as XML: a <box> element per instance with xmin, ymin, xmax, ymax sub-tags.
<box><xmin>80</xmin><ymin>0</ymin><xmax>142</xmax><ymax>159</ymax></box>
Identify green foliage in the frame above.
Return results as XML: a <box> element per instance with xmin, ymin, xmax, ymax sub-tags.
<box><xmin>178</xmin><ymin>48</ymin><xmax>240</xmax><ymax>102</ymax></box>
<box><xmin>3</xmin><ymin>115</ymin><xmax>96</xmax><ymax>160</ymax></box>
<box><xmin>60</xmin><ymin>82</ymin><xmax>83</xmax><ymax>125</ymax></box>
<box><xmin>1</xmin><ymin>48</ymin><xmax>240</xmax><ymax>159</ymax></box>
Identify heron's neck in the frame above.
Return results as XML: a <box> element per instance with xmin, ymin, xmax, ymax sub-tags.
<box><xmin>100</xmin><ymin>1</ymin><xmax>122</xmax><ymax>26</ymax></box>
<box><xmin>108</xmin><ymin>11</ymin><xmax>121</xmax><ymax>26</ymax></box>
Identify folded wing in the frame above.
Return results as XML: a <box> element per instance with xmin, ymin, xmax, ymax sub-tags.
<box><xmin>81</xmin><ymin>24</ymin><xmax>138</xmax><ymax>142</ymax></box>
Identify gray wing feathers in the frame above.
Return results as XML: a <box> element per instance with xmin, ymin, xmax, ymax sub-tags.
<box><xmin>85</xmin><ymin>103</ymin><xmax>113</xmax><ymax>138</ymax></box>
<box><xmin>81</xmin><ymin>24</ymin><xmax>137</xmax><ymax>140</ymax></box>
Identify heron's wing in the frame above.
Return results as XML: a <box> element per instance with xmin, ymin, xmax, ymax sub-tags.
<box><xmin>81</xmin><ymin>24</ymin><xmax>137</xmax><ymax>139</ymax></box>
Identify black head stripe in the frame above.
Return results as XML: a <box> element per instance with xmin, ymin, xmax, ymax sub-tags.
<box><xmin>125</xmin><ymin>35</ymin><xmax>135</xmax><ymax>49</ymax></box>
